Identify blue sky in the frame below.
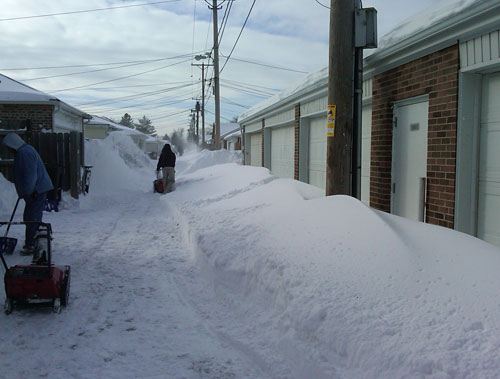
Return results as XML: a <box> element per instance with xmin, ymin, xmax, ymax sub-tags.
<box><xmin>0</xmin><ymin>0</ymin><xmax>448</xmax><ymax>136</ymax></box>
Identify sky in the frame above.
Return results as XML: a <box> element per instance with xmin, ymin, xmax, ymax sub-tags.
<box><xmin>2</xmin><ymin>134</ymin><xmax>500</xmax><ymax>377</ymax></box>
<box><xmin>0</xmin><ymin>0</ymin><xmax>441</xmax><ymax>137</ymax></box>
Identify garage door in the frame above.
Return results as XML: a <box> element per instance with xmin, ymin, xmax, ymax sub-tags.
<box><xmin>361</xmin><ymin>104</ymin><xmax>372</xmax><ymax>205</ymax></box>
<box><xmin>308</xmin><ymin>117</ymin><xmax>327</xmax><ymax>189</ymax></box>
<box><xmin>477</xmin><ymin>72</ymin><xmax>500</xmax><ymax>247</ymax></box>
<box><xmin>249</xmin><ymin>133</ymin><xmax>262</xmax><ymax>167</ymax></box>
<box><xmin>271</xmin><ymin>126</ymin><xmax>294</xmax><ymax>178</ymax></box>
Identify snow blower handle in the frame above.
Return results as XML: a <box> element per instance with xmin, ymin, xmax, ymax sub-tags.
<box><xmin>3</xmin><ymin>197</ymin><xmax>21</xmax><ymax>239</ymax></box>
<box><xmin>1</xmin><ymin>198</ymin><xmax>20</xmax><ymax>271</ymax></box>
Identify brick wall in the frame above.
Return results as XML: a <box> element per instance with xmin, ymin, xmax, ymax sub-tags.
<box><xmin>294</xmin><ymin>104</ymin><xmax>300</xmax><ymax>180</ymax></box>
<box><xmin>0</xmin><ymin>104</ymin><xmax>53</xmax><ymax>131</ymax></box>
<box><xmin>370</xmin><ymin>44</ymin><xmax>459</xmax><ymax>228</ymax></box>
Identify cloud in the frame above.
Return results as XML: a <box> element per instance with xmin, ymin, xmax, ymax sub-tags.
<box><xmin>0</xmin><ymin>0</ymin><xmax>447</xmax><ymax>136</ymax></box>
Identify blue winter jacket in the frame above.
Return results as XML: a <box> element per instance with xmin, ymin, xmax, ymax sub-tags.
<box><xmin>2</xmin><ymin>133</ymin><xmax>53</xmax><ymax>198</ymax></box>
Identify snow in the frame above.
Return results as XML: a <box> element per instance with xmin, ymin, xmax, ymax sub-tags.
<box><xmin>1</xmin><ymin>133</ymin><xmax>500</xmax><ymax>378</ymax></box>
<box><xmin>0</xmin><ymin>73</ymin><xmax>56</xmax><ymax>102</ymax></box>
<box><xmin>238</xmin><ymin>0</ymin><xmax>484</xmax><ymax>123</ymax></box>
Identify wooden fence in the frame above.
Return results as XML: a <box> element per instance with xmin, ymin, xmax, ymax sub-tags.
<box><xmin>0</xmin><ymin>130</ymin><xmax>84</xmax><ymax>199</ymax></box>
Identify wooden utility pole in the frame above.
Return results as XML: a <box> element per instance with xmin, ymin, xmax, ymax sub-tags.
<box><xmin>211</xmin><ymin>0</ymin><xmax>221</xmax><ymax>149</ymax></box>
<box><xmin>326</xmin><ymin>0</ymin><xmax>355</xmax><ymax>196</ymax></box>
<box><xmin>201</xmin><ymin>62</ymin><xmax>205</xmax><ymax>144</ymax></box>
<box><xmin>195</xmin><ymin>101</ymin><xmax>200</xmax><ymax>140</ymax></box>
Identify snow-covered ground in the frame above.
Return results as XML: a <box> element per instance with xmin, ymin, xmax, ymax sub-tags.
<box><xmin>1</xmin><ymin>133</ymin><xmax>500</xmax><ymax>378</ymax></box>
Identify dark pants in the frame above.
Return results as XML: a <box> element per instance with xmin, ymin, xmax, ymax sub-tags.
<box><xmin>23</xmin><ymin>192</ymin><xmax>46</xmax><ymax>248</ymax></box>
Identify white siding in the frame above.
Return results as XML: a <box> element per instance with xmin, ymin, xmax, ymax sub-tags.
<box><xmin>308</xmin><ymin>117</ymin><xmax>327</xmax><ymax>190</ymax></box>
<box><xmin>301</xmin><ymin>96</ymin><xmax>328</xmax><ymax>117</ymax></box>
<box><xmin>266</xmin><ymin>108</ymin><xmax>295</xmax><ymax>128</ymax></box>
<box><xmin>460</xmin><ymin>29</ymin><xmax>500</xmax><ymax>71</ymax></box>
<box><xmin>477</xmin><ymin>71</ymin><xmax>500</xmax><ymax>247</ymax></box>
<box><xmin>249</xmin><ymin>133</ymin><xmax>262</xmax><ymax>167</ymax></box>
<box><xmin>270</xmin><ymin>126</ymin><xmax>294</xmax><ymax>178</ymax></box>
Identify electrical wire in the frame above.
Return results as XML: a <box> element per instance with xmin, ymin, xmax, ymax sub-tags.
<box><xmin>0</xmin><ymin>0</ymin><xmax>182</xmax><ymax>22</ymax></box>
<box><xmin>220</xmin><ymin>54</ymin><xmax>308</xmax><ymax>73</ymax></box>
<box><xmin>220</xmin><ymin>0</ymin><xmax>256</xmax><ymax>73</ymax></box>
<box><xmin>0</xmin><ymin>53</ymin><xmax>197</xmax><ymax>71</ymax></box>
<box><xmin>314</xmin><ymin>0</ymin><xmax>330</xmax><ymax>9</ymax></box>
<box><xmin>48</xmin><ymin>57</ymin><xmax>193</xmax><ymax>93</ymax></box>
<box><xmin>218</xmin><ymin>0</ymin><xmax>233</xmax><ymax>45</ymax></box>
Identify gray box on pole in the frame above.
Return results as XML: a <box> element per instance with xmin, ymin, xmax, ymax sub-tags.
<box><xmin>355</xmin><ymin>8</ymin><xmax>377</xmax><ymax>48</ymax></box>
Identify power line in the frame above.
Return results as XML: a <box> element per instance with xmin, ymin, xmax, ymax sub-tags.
<box><xmin>220</xmin><ymin>0</ymin><xmax>256</xmax><ymax>73</ymax></box>
<box><xmin>314</xmin><ymin>0</ymin><xmax>330</xmax><ymax>9</ymax></box>
<box><xmin>222</xmin><ymin>78</ymin><xmax>280</xmax><ymax>92</ymax></box>
<box><xmin>0</xmin><ymin>52</ymin><xmax>199</xmax><ymax>71</ymax></box>
<box><xmin>0</xmin><ymin>0</ymin><xmax>182</xmax><ymax>22</ymax></box>
<box><xmin>48</xmin><ymin>57</ymin><xmax>193</xmax><ymax>93</ymax></box>
<box><xmin>75</xmin><ymin>83</ymin><xmax>195</xmax><ymax>106</ymax></box>
<box><xmin>220</xmin><ymin>54</ymin><xmax>308</xmax><ymax>74</ymax></box>
<box><xmin>218</xmin><ymin>0</ymin><xmax>233</xmax><ymax>45</ymax></box>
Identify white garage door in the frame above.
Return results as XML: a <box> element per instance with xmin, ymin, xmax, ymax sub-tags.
<box><xmin>478</xmin><ymin>72</ymin><xmax>500</xmax><ymax>247</ymax></box>
<box><xmin>271</xmin><ymin>126</ymin><xmax>294</xmax><ymax>178</ymax></box>
<box><xmin>308</xmin><ymin>117</ymin><xmax>327</xmax><ymax>189</ymax></box>
<box><xmin>249</xmin><ymin>133</ymin><xmax>262</xmax><ymax>167</ymax></box>
<box><xmin>361</xmin><ymin>104</ymin><xmax>372</xmax><ymax>205</ymax></box>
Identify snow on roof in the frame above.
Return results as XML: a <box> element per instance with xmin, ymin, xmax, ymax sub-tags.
<box><xmin>223</xmin><ymin>129</ymin><xmax>241</xmax><ymax>140</ymax></box>
<box><xmin>238</xmin><ymin>67</ymin><xmax>328</xmax><ymax>123</ymax></box>
<box><xmin>374</xmin><ymin>0</ymin><xmax>480</xmax><ymax>53</ymax></box>
<box><xmin>0</xmin><ymin>73</ymin><xmax>90</xmax><ymax>117</ymax></box>
<box><xmin>239</xmin><ymin>0</ymin><xmax>487</xmax><ymax>123</ymax></box>
<box><xmin>220</xmin><ymin>123</ymin><xmax>239</xmax><ymax>138</ymax></box>
<box><xmin>0</xmin><ymin>73</ymin><xmax>56</xmax><ymax>102</ymax></box>
<box><xmin>86</xmin><ymin>115</ymin><xmax>147</xmax><ymax>137</ymax></box>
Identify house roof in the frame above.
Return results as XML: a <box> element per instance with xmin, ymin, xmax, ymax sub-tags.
<box><xmin>86</xmin><ymin>115</ymin><xmax>150</xmax><ymax>139</ymax></box>
<box><xmin>238</xmin><ymin>0</ymin><xmax>498</xmax><ymax>124</ymax></box>
<box><xmin>0</xmin><ymin>73</ymin><xmax>89</xmax><ymax>117</ymax></box>
<box><xmin>223</xmin><ymin>129</ymin><xmax>241</xmax><ymax>140</ymax></box>
<box><xmin>220</xmin><ymin>123</ymin><xmax>240</xmax><ymax>138</ymax></box>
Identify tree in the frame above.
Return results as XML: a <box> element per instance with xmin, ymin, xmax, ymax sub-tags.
<box><xmin>119</xmin><ymin>113</ymin><xmax>135</xmax><ymax>129</ymax></box>
<box><xmin>135</xmin><ymin>115</ymin><xmax>157</xmax><ymax>136</ymax></box>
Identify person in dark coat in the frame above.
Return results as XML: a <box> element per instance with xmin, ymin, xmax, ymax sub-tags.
<box><xmin>2</xmin><ymin>132</ymin><xmax>53</xmax><ymax>255</ymax></box>
<box><xmin>156</xmin><ymin>144</ymin><xmax>176</xmax><ymax>193</ymax></box>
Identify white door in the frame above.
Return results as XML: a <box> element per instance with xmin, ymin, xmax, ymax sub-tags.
<box><xmin>249</xmin><ymin>133</ymin><xmax>262</xmax><ymax>167</ymax></box>
<box><xmin>361</xmin><ymin>104</ymin><xmax>372</xmax><ymax>205</ymax></box>
<box><xmin>392</xmin><ymin>99</ymin><xmax>428</xmax><ymax>221</ymax></box>
<box><xmin>308</xmin><ymin>117</ymin><xmax>327</xmax><ymax>189</ymax></box>
<box><xmin>271</xmin><ymin>126</ymin><xmax>294</xmax><ymax>178</ymax></box>
<box><xmin>477</xmin><ymin>72</ymin><xmax>500</xmax><ymax>247</ymax></box>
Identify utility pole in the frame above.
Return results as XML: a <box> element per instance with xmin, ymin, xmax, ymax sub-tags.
<box><xmin>325</xmin><ymin>0</ymin><xmax>377</xmax><ymax>197</ymax></box>
<box><xmin>326</xmin><ymin>0</ymin><xmax>354</xmax><ymax>196</ymax></box>
<box><xmin>201</xmin><ymin>63</ymin><xmax>205</xmax><ymax>144</ymax></box>
<box><xmin>210</xmin><ymin>0</ymin><xmax>221</xmax><ymax>150</ymax></box>
<box><xmin>195</xmin><ymin>101</ymin><xmax>200</xmax><ymax>142</ymax></box>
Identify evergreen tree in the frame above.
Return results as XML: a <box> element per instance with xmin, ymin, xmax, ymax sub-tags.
<box><xmin>119</xmin><ymin>113</ymin><xmax>135</xmax><ymax>129</ymax></box>
<box><xmin>135</xmin><ymin>115</ymin><xmax>157</xmax><ymax>136</ymax></box>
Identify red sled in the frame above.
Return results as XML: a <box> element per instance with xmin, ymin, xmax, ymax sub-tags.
<box><xmin>1</xmin><ymin>222</ymin><xmax>70</xmax><ymax>314</ymax></box>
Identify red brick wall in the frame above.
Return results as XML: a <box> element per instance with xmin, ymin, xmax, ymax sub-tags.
<box><xmin>294</xmin><ymin>104</ymin><xmax>300</xmax><ymax>180</ymax></box>
<box><xmin>0</xmin><ymin>104</ymin><xmax>53</xmax><ymax>131</ymax></box>
<box><xmin>370</xmin><ymin>45</ymin><xmax>459</xmax><ymax>228</ymax></box>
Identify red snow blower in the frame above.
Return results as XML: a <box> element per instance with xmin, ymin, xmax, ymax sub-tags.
<box><xmin>154</xmin><ymin>171</ymin><xmax>164</xmax><ymax>194</ymax></box>
<box><xmin>1</xmin><ymin>200</ymin><xmax>70</xmax><ymax>314</ymax></box>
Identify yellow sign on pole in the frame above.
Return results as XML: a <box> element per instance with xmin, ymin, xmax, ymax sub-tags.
<box><xmin>327</xmin><ymin>105</ymin><xmax>336</xmax><ymax>137</ymax></box>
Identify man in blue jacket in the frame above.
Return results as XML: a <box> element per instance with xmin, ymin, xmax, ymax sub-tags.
<box><xmin>2</xmin><ymin>132</ymin><xmax>53</xmax><ymax>255</ymax></box>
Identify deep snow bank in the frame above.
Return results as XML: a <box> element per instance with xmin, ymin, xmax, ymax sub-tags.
<box><xmin>168</xmin><ymin>153</ymin><xmax>500</xmax><ymax>378</ymax></box>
